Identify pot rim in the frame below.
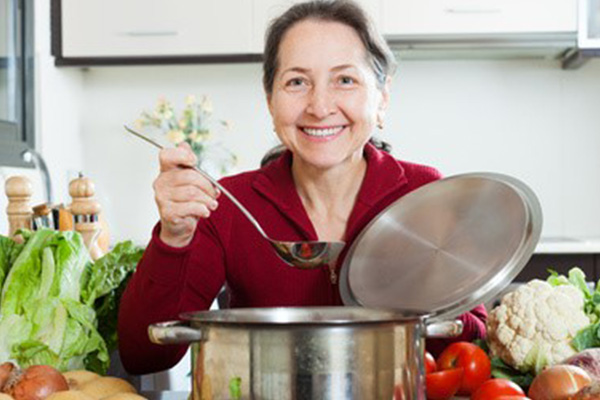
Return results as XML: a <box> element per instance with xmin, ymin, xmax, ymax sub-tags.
<box><xmin>179</xmin><ymin>306</ymin><xmax>427</xmax><ymax>327</ymax></box>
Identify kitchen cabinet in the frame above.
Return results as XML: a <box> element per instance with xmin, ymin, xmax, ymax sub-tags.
<box><xmin>52</xmin><ymin>0</ymin><xmax>382</xmax><ymax>65</ymax></box>
<box><xmin>382</xmin><ymin>0</ymin><xmax>577</xmax><ymax>36</ymax></box>
<box><xmin>53</xmin><ymin>0</ymin><xmax>256</xmax><ymax>64</ymax></box>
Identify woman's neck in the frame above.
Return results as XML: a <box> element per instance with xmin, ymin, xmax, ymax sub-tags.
<box><xmin>291</xmin><ymin>152</ymin><xmax>367</xmax><ymax>240</ymax></box>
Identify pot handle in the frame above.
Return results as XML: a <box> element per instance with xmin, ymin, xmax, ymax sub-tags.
<box><xmin>148</xmin><ymin>320</ymin><xmax>205</xmax><ymax>345</ymax></box>
<box><xmin>425</xmin><ymin>320</ymin><xmax>463</xmax><ymax>338</ymax></box>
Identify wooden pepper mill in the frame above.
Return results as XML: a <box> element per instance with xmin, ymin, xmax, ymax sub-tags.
<box><xmin>5</xmin><ymin>175</ymin><xmax>33</xmax><ymax>238</ymax></box>
<box><xmin>69</xmin><ymin>174</ymin><xmax>105</xmax><ymax>260</ymax></box>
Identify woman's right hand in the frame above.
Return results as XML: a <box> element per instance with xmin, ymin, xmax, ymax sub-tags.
<box><xmin>153</xmin><ymin>142</ymin><xmax>220</xmax><ymax>247</ymax></box>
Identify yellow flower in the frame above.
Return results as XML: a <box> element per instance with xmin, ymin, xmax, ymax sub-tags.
<box><xmin>166</xmin><ymin>129</ymin><xmax>186</xmax><ymax>144</ymax></box>
<box><xmin>200</xmin><ymin>96</ymin><xmax>213</xmax><ymax>114</ymax></box>
<box><xmin>185</xmin><ymin>95</ymin><xmax>197</xmax><ymax>106</ymax></box>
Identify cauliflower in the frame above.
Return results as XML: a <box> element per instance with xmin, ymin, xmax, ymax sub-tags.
<box><xmin>487</xmin><ymin>279</ymin><xmax>590</xmax><ymax>375</ymax></box>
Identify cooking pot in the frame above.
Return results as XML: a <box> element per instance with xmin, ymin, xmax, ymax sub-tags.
<box><xmin>148</xmin><ymin>173</ymin><xmax>543</xmax><ymax>400</ymax></box>
<box><xmin>149</xmin><ymin>307</ymin><xmax>463</xmax><ymax>400</ymax></box>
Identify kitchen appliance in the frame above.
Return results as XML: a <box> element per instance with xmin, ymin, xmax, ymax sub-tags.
<box><xmin>148</xmin><ymin>172</ymin><xmax>542</xmax><ymax>400</ymax></box>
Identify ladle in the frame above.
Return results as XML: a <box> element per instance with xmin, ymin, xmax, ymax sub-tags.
<box><xmin>124</xmin><ymin>125</ymin><xmax>346</xmax><ymax>273</ymax></box>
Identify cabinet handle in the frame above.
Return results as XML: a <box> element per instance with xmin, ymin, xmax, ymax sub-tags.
<box><xmin>444</xmin><ymin>7</ymin><xmax>502</xmax><ymax>14</ymax></box>
<box><xmin>119</xmin><ymin>31</ymin><xmax>179</xmax><ymax>37</ymax></box>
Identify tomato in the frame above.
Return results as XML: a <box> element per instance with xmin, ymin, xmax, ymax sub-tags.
<box><xmin>426</xmin><ymin>368</ymin><xmax>463</xmax><ymax>400</ymax></box>
<box><xmin>470</xmin><ymin>379</ymin><xmax>526</xmax><ymax>400</ymax></box>
<box><xmin>425</xmin><ymin>351</ymin><xmax>437</xmax><ymax>374</ymax></box>
<box><xmin>437</xmin><ymin>342</ymin><xmax>491</xmax><ymax>395</ymax></box>
<box><xmin>494</xmin><ymin>397</ymin><xmax>531</xmax><ymax>400</ymax></box>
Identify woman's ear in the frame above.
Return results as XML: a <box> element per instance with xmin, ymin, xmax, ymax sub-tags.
<box><xmin>376</xmin><ymin>77</ymin><xmax>392</xmax><ymax>125</ymax></box>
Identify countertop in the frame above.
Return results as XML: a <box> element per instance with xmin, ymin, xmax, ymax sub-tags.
<box><xmin>535</xmin><ymin>237</ymin><xmax>600</xmax><ymax>254</ymax></box>
<box><xmin>139</xmin><ymin>390</ymin><xmax>469</xmax><ymax>399</ymax></box>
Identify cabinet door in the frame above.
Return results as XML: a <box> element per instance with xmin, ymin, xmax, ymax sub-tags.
<box><xmin>382</xmin><ymin>0</ymin><xmax>577</xmax><ymax>36</ymax></box>
<box><xmin>250</xmin><ymin>0</ymin><xmax>382</xmax><ymax>53</ymax></box>
<box><xmin>60</xmin><ymin>0</ymin><xmax>253</xmax><ymax>57</ymax></box>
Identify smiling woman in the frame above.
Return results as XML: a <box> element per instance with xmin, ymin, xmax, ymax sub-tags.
<box><xmin>117</xmin><ymin>0</ymin><xmax>487</xmax><ymax>376</ymax></box>
<box><xmin>0</xmin><ymin>0</ymin><xmax>34</xmax><ymax>167</ymax></box>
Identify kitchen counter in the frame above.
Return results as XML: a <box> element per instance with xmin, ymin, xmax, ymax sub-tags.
<box><xmin>140</xmin><ymin>391</ymin><xmax>470</xmax><ymax>400</ymax></box>
<box><xmin>535</xmin><ymin>237</ymin><xmax>600</xmax><ymax>254</ymax></box>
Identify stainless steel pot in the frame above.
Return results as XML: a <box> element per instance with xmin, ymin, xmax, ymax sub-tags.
<box><xmin>149</xmin><ymin>307</ymin><xmax>463</xmax><ymax>400</ymax></box>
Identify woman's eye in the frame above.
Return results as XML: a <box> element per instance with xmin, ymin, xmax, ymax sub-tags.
<box><xmin>339</xmin><ymin>76</ymin><xmax>356</xmax><ymax>85</ymax></box>
<box><xmin>286</xmin><ymin>78</ymin><xmax>306</xmax><ymax>87</ymax></box>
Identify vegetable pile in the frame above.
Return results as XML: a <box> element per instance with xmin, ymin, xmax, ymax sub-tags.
<box><xmin>0</xmin><ymin>362</ymin><xmax>143</xmax><ymax>400</ymax></box>
<box><xmin>0</xmin><ymin>230</ymin><xmax>143</xmax><ymax>374</ymax></box>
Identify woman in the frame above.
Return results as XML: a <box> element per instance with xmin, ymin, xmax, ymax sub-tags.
<box><xmin>118</xmin><ymin>0</ymin><xmax>487</xmax><ymax>374</ymax></box>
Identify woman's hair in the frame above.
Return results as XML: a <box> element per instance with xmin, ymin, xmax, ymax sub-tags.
<box><xmin>262</xmin><ymin>0</ymin><xmax>397</xmax><ymax>95</ymax></box>
<box><xmin>260</xmin><ymin>0</ymin><xmax>395</xmax><ymax>167</ymax></box>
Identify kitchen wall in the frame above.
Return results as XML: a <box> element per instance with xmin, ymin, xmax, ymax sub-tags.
<box><xmin>2</xmin><ymin>1</ymin><xmax>600</xmax><ymax>247</ymax></box>
<box><xmin>74</xmin><ymin>58</ymin><xmax>600</xmax><ymax>246</ymax></box>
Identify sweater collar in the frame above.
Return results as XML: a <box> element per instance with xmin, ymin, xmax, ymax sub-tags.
<box><xmin>251</xmin><ymin>143</ymin><xmax>408</xmax><ymax>237</ymax></box>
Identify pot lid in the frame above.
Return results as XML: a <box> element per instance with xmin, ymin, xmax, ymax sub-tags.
<box><xmin>339</xmin><ymin>172</ymin><xmax>542</xmax><ymax>320</ymax></box>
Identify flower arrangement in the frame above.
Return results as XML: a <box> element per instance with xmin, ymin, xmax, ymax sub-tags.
<box><xmin>135</xmin><ymin>95</ymin><xmax>237</xmax><ymax>175</ymax></box>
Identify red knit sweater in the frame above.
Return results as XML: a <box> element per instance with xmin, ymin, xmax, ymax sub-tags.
<box><xmin>118</xmin><ymin>144</ymin><xmax>487</xmax><ymax>374</ymax></box>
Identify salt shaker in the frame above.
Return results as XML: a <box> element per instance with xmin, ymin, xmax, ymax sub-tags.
<box><xmin>5</xmin><ymin>175</ymin><xmax>33</xmax><ymax>238</ymax></box>
<box><xmin>69</xmin><ymin>174</ymin><xmax>104</xmax><ymax>260</ymax></box>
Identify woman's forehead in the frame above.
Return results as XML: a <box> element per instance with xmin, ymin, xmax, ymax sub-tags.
<box><xmin>277</xmin><ymin>19</ymin><xmax>369</xmax><ymax>72</ymax></box>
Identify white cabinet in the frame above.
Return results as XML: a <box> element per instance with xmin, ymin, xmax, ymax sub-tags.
<box><xmin>250</xmin><ymin>0</ymin><xmax>382</xmax><ymax>53</ymax></box>
<box><xmin>382</xmin><ymin>0</ymin><xmax>577</xmax><ymax>36</ymax></box>
<box><xmin>58</xmin><ymin>0</ymin><xmax>253</xmax><ymax>58</ymax></box>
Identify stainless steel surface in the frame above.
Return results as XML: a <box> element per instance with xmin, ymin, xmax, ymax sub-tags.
<box><xmin>425</xmin><ymin>320</ymin><xmax>463</xmax><ymax>338</ymax></box>
<box><xmin>147</xmin><ymin>320</ymin><xmax>205</xmax><ymax>344</ymax></box>
<box><xmin>124</xmin><ymin>125</ymin><xmax>345</xmax><ymax>270</ymax></box>
<box><xmin>340</xmin><ymin>172</ymin><xmax>542</xmax><ymax>320</ymax></box>
<box><xmin>149</xmin><ymin>307</ymin><xmax>463</xmax><ymax>400</ymax></box>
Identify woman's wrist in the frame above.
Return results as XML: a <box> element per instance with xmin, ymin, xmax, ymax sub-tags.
<box><xmin>158</xmin><ymin>229</ymin><xmax>194</xmax><ymax>248</ymax></box>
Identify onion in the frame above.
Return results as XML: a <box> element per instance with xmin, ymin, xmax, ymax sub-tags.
<box><xmin>4</xmin><ymin>365</ymin><xmax>69</xmax><ymax>400</ymax></box>
<box><xmin>0</xmin><ymin>362</ymin><xmax>17</xmax><ymax>391</ymax></box>
<box><xmin>528</xmin><ymin>364</ymin><xmax>592</xmax><ymax>400</ymax></box>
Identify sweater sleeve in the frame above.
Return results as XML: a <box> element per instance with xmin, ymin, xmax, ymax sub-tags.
<box><xmin>118</xmin><ymin>221</ymin><xmax>226</xmax><ymax>375</ymax></box>
<box><xmin>425</xmin><ymin>304</ymin><xmax>488</xmax><ymax>358</ymax></box>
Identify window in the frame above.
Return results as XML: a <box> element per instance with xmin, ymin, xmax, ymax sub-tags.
<box><xmin>0</xmin><ymin>0</ymin><xmax>34</xmax><ymax>167</ymax></box>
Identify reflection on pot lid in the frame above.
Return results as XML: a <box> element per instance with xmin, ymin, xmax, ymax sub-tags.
<box><xmin>339</xmin><ymin>172</ymin><xmax>542</xmax><ymax>321</ymax></box>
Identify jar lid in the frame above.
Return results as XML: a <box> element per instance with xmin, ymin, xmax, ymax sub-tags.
<box><xmin>339</xmin><ymin>173</ymin><xmax>542</xmax><ymax>320</ymax></box>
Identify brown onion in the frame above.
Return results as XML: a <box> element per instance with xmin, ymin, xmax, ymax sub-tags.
<box><xmin>0</xmin><ymin>362</ymin><xmax>17</xmax><ymax>391</ymax></box>
<box><xmin>528</xmin><ymin>364</ymin><xmax>592</xmax><ymax>400</ymax></box>
<box><xmin>4</xmin><ymin>365</ymin><xmax>69</xmax><ymax>400</ymax></box>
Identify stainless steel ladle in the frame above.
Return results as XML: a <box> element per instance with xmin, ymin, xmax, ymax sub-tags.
<box><xmin>124</xmin><ymin>125</ymin><xmax>346</xmax><ymax>271</ymax></box>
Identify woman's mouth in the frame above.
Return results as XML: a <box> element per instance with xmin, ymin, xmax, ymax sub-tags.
<box><xmin>301</xmin><ymin>126</ymin><xmax>345</xmax><ymax>138</ymax></box>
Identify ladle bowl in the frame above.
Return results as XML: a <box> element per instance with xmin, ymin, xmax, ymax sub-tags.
<box><xmin>124</xmin><ymin>125</ymin><xmax>345</xmax><ymax>270</ymax></box>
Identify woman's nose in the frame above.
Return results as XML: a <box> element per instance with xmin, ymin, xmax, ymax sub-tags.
<box><xmin>305</xmin><ymin>86</ymin><xmax>336</xmax><ymax>119</ymax></box>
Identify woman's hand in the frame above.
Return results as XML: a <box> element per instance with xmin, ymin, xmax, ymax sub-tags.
<box><xmin>153</xmin><ymin>142</ymin><xmax>220</xmax><ymax>247</ymax></box>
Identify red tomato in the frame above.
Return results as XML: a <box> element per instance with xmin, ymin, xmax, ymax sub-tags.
<box><xmin>470</xmin><ymin>379</ymin><xmax>526</xmax><ymax>400</ymax></box>
<box><xmin>425</xmin><ymin>351</ymin><xmax>437</xmax><ymax>374</ymax></box>
<box><xmin>426</xmin><ymin>368</ymin><xmax>464</xmax><ymax>400</ymax></box>
<box><xmin>495</xmin><ymin>397</ymin><xmax>531</xmax><ymax>400</ymax></box>
<box><xmin>437</xmin><ymin>342</ymin><xmax>491</xmax><ymax>395</ymax></box>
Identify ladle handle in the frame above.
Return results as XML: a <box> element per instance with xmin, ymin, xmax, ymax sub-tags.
<box><xmin>124</xmin><ymin>125</ymin><xmax>269</xmax><ymax>239</ymax></box>
<box><xmin>193</xmin><ymin>168</ymin><xmax>269</xmax><ymax>239</ymax></box>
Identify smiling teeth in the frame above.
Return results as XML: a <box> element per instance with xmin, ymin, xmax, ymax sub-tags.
<box><xmin>303</xmin><ymin>127</ymin><xmax>343</xmax><ymax>137</ymax></box>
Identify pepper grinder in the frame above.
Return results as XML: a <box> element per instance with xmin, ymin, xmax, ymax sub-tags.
<box><xmin>5</xmin><ymin>175</ymin><xmax>33</xmax><ymax>238</ymax></box>
<box><xmin>69</xmin><ymin>174</ymin><xmax>104</xmax><ymax>260</ymax></box>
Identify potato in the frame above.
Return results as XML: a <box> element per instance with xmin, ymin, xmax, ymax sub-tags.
<box><xmin>102</xmin><ymin>393</ymin><xmax>147</xmax><ymax>400</ymax></box>
<box><xmin>62</xmin><ymin>371</ymin><xmax>101</xmax><ymax>391</ymax></box>
<box><xmin>0</xmin><ymin>393</ymin><xmax>14</xmax><ymax>400</ymax></box>
<box><xmin>79</xmin><ymin>378</ymin><xmax>136</xmax><ymax>400</ymax></box>
<box><xmin>46</xmin><ymin>391</ymin><xmax>95</xmax><ymax>400</ymax></box>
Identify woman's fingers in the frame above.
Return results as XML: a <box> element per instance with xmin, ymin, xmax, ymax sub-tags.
<box><xmin>159</xmin><ymin>142</ymin><xmax>197</xmax><ymax>172</ymax></box>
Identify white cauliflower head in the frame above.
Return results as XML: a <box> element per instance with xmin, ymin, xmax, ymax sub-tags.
<box><xmin>487</xmin><ymin>279</ymin><xmax>590</xmax><ymax>374</ymax></box>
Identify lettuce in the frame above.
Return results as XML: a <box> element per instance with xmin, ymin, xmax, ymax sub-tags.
<box><xmin>0</xmin><ymin>230</ymin><xmax>143</xmax><ymax>373</ymax></box>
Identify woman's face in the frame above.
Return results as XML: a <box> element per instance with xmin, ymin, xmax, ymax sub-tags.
<box><xmin>267</xmin><ymin>19</ymin><xmax>390</xmax><ymax>170</ymax></box>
